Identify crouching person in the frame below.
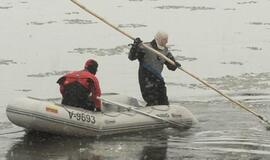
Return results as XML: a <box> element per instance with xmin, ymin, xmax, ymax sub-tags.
<box><xmin>57</xmin><ymin>59</ymin><xmax>101</xmax><ymax>111</ymax></box>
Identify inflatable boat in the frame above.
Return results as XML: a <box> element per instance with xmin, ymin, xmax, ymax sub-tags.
<box><xmin>6</xmin><ymin>93</ymin><xmax>197</xmax><ymax>137</ymax></box>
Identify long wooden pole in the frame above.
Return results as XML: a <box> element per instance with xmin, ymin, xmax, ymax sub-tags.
<box><xmin>180</xmin><ymin>68</ymin><xmax>270</xmax><ymax>125</ymax></box>
<box><xmin>70</xmin><ymin>0</ymin><xmax>270</xmax><ymax>127</ymax></box>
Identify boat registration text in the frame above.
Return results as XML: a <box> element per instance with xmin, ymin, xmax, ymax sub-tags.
<box><xmin>68</xmin><ymin>111</ymin><xmax>96</xmax><ymax>124</ymax></box>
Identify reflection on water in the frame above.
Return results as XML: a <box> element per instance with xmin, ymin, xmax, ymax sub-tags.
<box><xmin>237</xmin><ymin>1</ymin><xmax>257</xmax><ymax>5</ymax></box>
<box><xmin>0</xmin><ymin>60</ymin><xmax>17</xmax><ymax>65</ymax></box>
<box><xmin>246</xmin><ymin>46</ymin><xmax>263</xmax><ymax>51</ymax></box>
<box><xmin>67</xmin><ymin>45</ymin><xmax>192</xmax><ymax>59</ymax></box>
<box><xmin>118</xmin><ymin>24</ymin><xmax>147</xmax><ymax>28</ymax></box>
<box><xmin>224</xmin><ymin>8</ymin><xmax>236</xmax><ymax>11</ymax></box>
<box><xmin>174</xmin><ymin>55</ymin><xmax>197</xmax><ymax>62</ymax></box>
<box><xmin>14</xmin><ymin>89</ymin><xmax>32</xmax><ymax>92</ymax></box>
<box><xmin>68</xmin><ymin>45</ymin><xmax>130</xmax><ymax>56</ymax></box>
<box><xmin>0</xmin><ymin>121</ymin><xmax>13</xmax><ymax>130</ymax></box>
<box><xmin>140</xmin><ymin>145</ymin><xmax>167</xmax><ymax>160</ymax></box>
<box><xmin>65</xmin><ymin>12</ymin><xmax>80</xmax><ymax>15</ymax></box>
<box><xmin>167</xmin><ymin>100</ymin><xmax>270</xmax><ymax>159</ymax></box>
<box><xmin>6</xmin><ymin>131</ymin><xmax>96</xmax><ymax>160</ymax></box>
<box><xmin>155</xmin><ymin>5</ymin><xmax>215</xmax><ymax>11</ymax></box>
<box><xmin>205</xmin><ymin>72</ymin><xmax>270</xmax><ymax>91</ymax></box>
<box><xmin>168</xmin><ymin>72</ymin><xmax>270</xmax><ymax>91</ymax></box>
<box><xmin>0</xmin><ymin>6</ymin><xmax>12</xmax><ymax>9</ymax></box>
<box><xmin>63</xmin><ymin>19</ymin><xmax>97</xmax><ymax>25</ymax></box>
<box><xmin>221</xmin><ymin>61</ymin><xmax>243</xmax><ymax>65</ymax></box>
<box><xmin>27</xmin><ymin>70</ymin><xmax>69</xmax><ymax>78</ymax></box>
<box><xmin>27</xmin><ymin>21</ymin><xmax>57</xmax><ymax>26</ymax></box>
<box><xmin>169</xmin><ymin>133</ymin><xmax>270</xmax><ymax>159</ymax></box>
<box><xmin>5</xmin><ymin>130</ymin><xmax>170</xmax><ymax>160</ymax></box>
<box><xmin>249</xmin><ymin>22</ymin><xmax>270</xmax><ymax>26</ymax></box>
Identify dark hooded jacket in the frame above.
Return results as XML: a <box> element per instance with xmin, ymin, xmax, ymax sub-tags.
<box><xmin>128</xmin><ymin>40</ymin><xmax>177</xmax><ymax>106</ymax></box>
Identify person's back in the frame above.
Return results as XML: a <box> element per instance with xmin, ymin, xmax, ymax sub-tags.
<box><xmin>57</xmin><ymin>59</ymin><xmax>101</xmax><ymax>111</ymax></box>
<box><xmin>61</xmin><ymin>81</ymin><xmax>90</xmax><ymax>108</ymax></box>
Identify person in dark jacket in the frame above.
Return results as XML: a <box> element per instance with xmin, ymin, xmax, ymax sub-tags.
<box><xmin>128</xmin><ymin>31</ymin><xmax>181</xmax><ymax>106</ymax></box>
<box><xmin>57</xmin><ymin>59</ymin><xmax>101</xmax><ymax>111</ymax></box>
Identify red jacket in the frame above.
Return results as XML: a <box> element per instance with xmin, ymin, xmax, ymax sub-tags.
<box><xmin>59</xmin><ymin>70</ymin><xmax>101</xmax><ymax>109</ymax></box>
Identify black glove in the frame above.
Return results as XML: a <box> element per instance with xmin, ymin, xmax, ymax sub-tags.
<box><xmin>129</xmin><ymin>37</ymin><xmax>143</xmax><ymax>57</ymax></box>
<box><xmin>132</xmin><ymin>37</ymin><xmax>142</xmax><ymax>48</ymax></box>
<box><xmin>175</xmin><ymin>61</ymin><xmax>181</xmax><ymax>68</ymax></box>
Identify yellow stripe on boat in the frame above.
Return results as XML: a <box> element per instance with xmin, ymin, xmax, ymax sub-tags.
<box><xmin>46</xmin><ymin>105</ymin><xmax>58</xmax><ymax>114</ymax></box>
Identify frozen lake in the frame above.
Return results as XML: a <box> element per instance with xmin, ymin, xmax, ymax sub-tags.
<box><xmin>1</xmin><ymin>0</ymin><xmax>270</xmax><ymax>159</ymax></box>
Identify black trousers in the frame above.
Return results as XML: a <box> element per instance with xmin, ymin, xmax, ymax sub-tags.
<box><xmin>61</xmin><ymin>82</ymin><xmax>95</xmax><ymax>111</ymax></box>
<box><xmin>138</xmin><ymin>67</ymin><xmax>169</xmax><ymax>106</ymax></box>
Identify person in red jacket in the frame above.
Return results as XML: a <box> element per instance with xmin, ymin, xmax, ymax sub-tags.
<box><xmin>57</xmin><ymin>59</ymin><xmax>101</xmax><ymax>111</ymax></box>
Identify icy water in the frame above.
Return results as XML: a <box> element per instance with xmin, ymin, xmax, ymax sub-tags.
<box><xmin>1</xmin><ymin>0</ymin><xmax>270</xmax><ymax>159</ymax></box>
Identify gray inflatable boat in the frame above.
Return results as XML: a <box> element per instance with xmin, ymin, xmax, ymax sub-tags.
<box><xmin>6</xmin><ymin>93</ymin><xmax>197</xmax><ymax>137</ymax></box>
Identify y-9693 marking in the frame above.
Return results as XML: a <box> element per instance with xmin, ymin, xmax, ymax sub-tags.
<box><xmin>68</xmin><ymin>111</ymin><xmax>96</xmax><ymax>124</ymax></box>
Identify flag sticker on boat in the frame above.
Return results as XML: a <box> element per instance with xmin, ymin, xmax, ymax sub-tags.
<box><xmin>46</xmin><ymin>105</ymin><xmax>58</xmax><ymax>114</ymax></box>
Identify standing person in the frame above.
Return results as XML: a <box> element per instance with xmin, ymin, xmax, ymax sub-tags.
<box><xmin>128</xmin><ymin>31</ymin><xmax>181</xmax><ymax>106</ymax></box>
<box><xmin>57</xmin><ymin>59</ymin><xmax>101</xmax><ymax>111</ymax></box>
